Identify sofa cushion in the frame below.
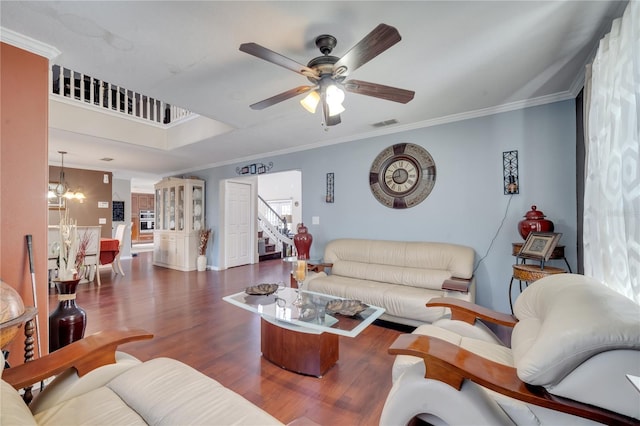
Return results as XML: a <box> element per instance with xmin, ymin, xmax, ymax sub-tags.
<box><xmin>106</xmin><ymin>357</ymin><xmax>282</xmax><ymax>425</ymax></box>
<box><xmin>512</xmin><ymin>274</ymin><xmax>640</xmax><ymax>386</ymax></box>
<box><xmin>30</xmin><ymin>351</ymin><xmax>142</xmax><ymax>415</ymax></box>
<box><xmin>33</xmin><ymin>357</ymin><xmax>283</xmax><ymax>425</ymax></box>
<box><xmin>324</xmin><ymin>239</ymin><xmax>475</xmax><ymax>290</ymax></box>
<box><xmin>33</xmin><ymin>386</ymin><xmax>147</xmax><ymax>425</ymax></box>
<box><xmin>391</xmin><ymin>324</ymin><xmax>514</xmax><ymax>383</ymax></box>
<box><xmin>306</xmin><ymin>274</ymin><xmax>445</xmax><ymax>323</ymax></box>
<box><xmin>1</xmin><ymin>380</ymin><xmax>38</xmax><ymax>426</ymax></box>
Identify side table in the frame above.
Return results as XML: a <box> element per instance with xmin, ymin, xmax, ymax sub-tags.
<box><xmin>509</xmin><ymin>264</ymin><xmax>566</xmax><ymax>313</ymax></box>
<box><xmin>512</xmin><ymin>242</ymin><xmax>572</xmax><ymax>272</ymax></box>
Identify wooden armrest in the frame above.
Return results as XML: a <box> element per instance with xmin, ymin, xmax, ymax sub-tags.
<box><xmin>2</xmin><ymin>328</ymin><xmax>153</xmax><ymax>390</ymax></box>
<box><xmin>427</xmin><ymin>297</ymin><xmax>517</xmax><ymax>327</ymax></box>
<box><xmin>389</xmin><ymin>334</ymin><xmax>637</xmax><ymax>426</ymax></box>
<box><xmin>307</xmin><ymin>262</ymin><xmax>333</xmax><ymax>273</ymax></box>
<box><xmin>442</xmin><ymin>278</ymin><xmax>471</xmax><ymax>293</ymax></box>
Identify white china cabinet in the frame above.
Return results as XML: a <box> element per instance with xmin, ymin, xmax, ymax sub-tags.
<box><xmin>153</xmin><ymin>177</ymin><xmax>205</xmax><ymax>271</ymax></box>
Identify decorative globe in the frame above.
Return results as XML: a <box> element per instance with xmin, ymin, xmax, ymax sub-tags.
<box><xmin>0</xmin><ymin>280</ymin><xmax>26</xmax><ymax>348</ymax></box>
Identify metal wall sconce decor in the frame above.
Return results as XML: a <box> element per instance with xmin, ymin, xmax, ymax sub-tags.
<box><xmin>503</xmin><ymin>150</ymin><xmax>519</xmax><ymax>195</ymax></box>
<box><xmin>236</xmin><ymin>161</ymin><xmax>273</xmax><ymax>175</ymax></box>
<box><xmin>326</xmin><ymin>172</ymin><xmax>334</xmax><ymax>203</ymax></box>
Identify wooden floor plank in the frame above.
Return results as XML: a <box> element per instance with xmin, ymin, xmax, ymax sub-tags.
<box><xmin>48</xmin><ymin>252</ymin><xmax>403</xmax><ymax>425</ymax></box>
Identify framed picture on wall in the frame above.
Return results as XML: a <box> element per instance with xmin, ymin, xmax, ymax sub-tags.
<box><xmin>518</xmin><ymin>232</ymin><xmax>562</xmax><ymax>262</ymax></box>
<box><xmin>48</xmin><ymin>182</ymin><xmax>65</xmax><ymax>209</ymax></box>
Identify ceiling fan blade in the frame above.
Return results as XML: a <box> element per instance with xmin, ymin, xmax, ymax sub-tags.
<box><xmin>333</xmin><ymin>24</ymin><xmax>401</xmax><ymax>77</ymax></box>
<box><xmin>240</xmin><ymin>43</ymin><xmax>319</xmax><ymax>79</ymax></box>
<box><xmin>250</xmin><ymin>86</ymin><xmax>315</xmax><ymax>110</ymax></box>
<box><xmin>344</xmin><ymin>80</ymin><xmax>415</xmax><ymax>104</ymax></box>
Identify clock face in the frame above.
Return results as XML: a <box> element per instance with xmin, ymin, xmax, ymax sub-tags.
<box><xmin>369</xmin><ymin>143</ymin><xmax>436</xmax><ymax>209</ymax></box>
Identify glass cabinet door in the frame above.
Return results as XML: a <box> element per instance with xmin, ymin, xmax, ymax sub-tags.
<box><xmin>162</xmin><ymin>187</ymin><xmax>170</xmax><ymax>229</ymax></box>
<box><xmin>169</xmin><ymin>186</ymin><xmax>176</xmax><ymax>230</ymax></box>
<box><xmin>192</xmin><ymin>184</ymin><xmax>203</xmax><ymax>231</ymax></box>
<box><xmin>177</xmin><ymin>185</ymin><xmax>185</xmax><ymax>231</ymax></box>
<box><xmin>155</xmin><ymin>188</ymin><xmax>162</xmax><ymax>230</ymax></box>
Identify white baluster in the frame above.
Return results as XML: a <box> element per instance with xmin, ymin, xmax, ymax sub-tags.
<box><xmin>89</xmin><ymin>77</ymin><xmax>94</xmax><ymax>104</ymax></box>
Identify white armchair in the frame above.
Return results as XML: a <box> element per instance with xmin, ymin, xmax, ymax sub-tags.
<box><xmin>380</xmin><ymin>274</ymin><xmax>640</xmax><ymax>425</ymax></box>
<box><xmin>1</xmin><ymin>329</ymin><xmax>284</xmax><ymax>425</ymax></box>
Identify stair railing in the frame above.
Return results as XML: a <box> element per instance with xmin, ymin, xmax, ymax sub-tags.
<box><xmin>258</xmin><ymin>196</ymin><xmax>294</xmax><ymax>257</ymax></box>
<box><xmin>258</xmin><ymin>196</ymin><xmax>289</xmax><ymax>236</ymax></box>
<box><xmin>258</xmin><ymin>212</ymin><xmax>294</xmax><ymax>255</ymax></box>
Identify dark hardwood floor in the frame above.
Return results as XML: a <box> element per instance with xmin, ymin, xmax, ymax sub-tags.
<box><xmin>50</xmin><ymin>252</ymin><xmax>405</xmax><ymax>425</ymax></box>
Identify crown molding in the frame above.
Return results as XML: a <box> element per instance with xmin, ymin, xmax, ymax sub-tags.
<box><xmin>0</xmin><ymin>27</ymin><xmax>60</xmax><ymax>60</ymax></box>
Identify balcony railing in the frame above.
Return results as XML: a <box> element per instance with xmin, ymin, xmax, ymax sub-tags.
<box><xmin>50</xmin><ymin>65</ymin><xmax>193</xmax><ymax>125</ymax></box>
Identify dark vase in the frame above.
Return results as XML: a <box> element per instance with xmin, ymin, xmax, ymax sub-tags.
<box><xmin>518</xmin><ymin>205</ymin><xmax>554</xmax><ymax>240</ymax></box>
<box><xmin>49</xmin><ymin>278</ymin><xmax>86</xmax><ymax>352</ymax></box>
<box><xmin>293</xmin><ymin>223</ymin><xmax>313</xmax><ymax>260</ymax></box>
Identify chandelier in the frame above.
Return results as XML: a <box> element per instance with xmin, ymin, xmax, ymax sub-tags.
<box><xmin>48</xmin><ymin>151</ymin><xmax>86</xmax><ymax>202</ymax></box>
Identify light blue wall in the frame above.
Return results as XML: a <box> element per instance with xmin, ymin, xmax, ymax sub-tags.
<box><xmin>197</xmin><ymin>99</ymin><xmax>577</xmax><ymax>313</ymax></box>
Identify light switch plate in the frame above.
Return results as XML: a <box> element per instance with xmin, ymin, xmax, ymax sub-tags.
<box><xmin>312</xmin><ymin>216</ymin><xmax>320</xmax><ymax>225</ymax></box>
<box><xmin>103</xmin><ymin>174</ymin><xmax>109</xmax><ymax>184</ymax></box>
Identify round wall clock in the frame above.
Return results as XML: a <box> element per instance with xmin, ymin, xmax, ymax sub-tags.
<box><xmin>369</xmin><ymin>143</ymin><xmax>436</xmax><ymax>209</ymax></box>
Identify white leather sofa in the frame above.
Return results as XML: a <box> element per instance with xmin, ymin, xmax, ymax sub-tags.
<box><xmin>305</xmin><ymin>238</ymin><xmax>476</xmax><ymax>326</ymax></box>
<box><xmin>1</xmin><ymin>329</ymin><xmax>283</xmax><ymax>425</ymax></box>
<box><xmin>381</xmin><ymin>274</ymin><xmax>640</xmax><ymax>425</ymax></box>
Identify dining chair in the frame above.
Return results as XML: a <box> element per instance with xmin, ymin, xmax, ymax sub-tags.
<box><xmin>112</xmin><ymin>224</ymin><xmax>126</xmax><ymax>276</ymax></box>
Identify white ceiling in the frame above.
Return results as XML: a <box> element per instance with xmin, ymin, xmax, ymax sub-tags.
<box><xmin>0</xmin><ymin>1</ymin><xmax>626</xmax><ymax>187</ymax></box>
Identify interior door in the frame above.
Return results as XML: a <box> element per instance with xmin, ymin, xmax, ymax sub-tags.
<box><xmin>224</xmin><ymin>180</ymin><xmax>254</xmax><ymax>268</ymax></box>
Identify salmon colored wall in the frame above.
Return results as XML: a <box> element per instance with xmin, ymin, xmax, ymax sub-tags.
<box><xmin>1</xmin><ymin>43</ymin><xmax>50</xmax><ymax>363</ymax></box>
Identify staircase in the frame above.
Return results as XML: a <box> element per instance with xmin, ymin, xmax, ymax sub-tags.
<box><xmin>258</xmin><ymin>231</ymin><xmax>281</xmax><ymax>261</ymax></box>
<box><xmin>258</xmin><ymin>196</ymin><xmax>294</xmax><ymax>261</ymax></box>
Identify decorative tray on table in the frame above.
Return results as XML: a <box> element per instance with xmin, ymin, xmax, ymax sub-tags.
<box><xmin>325</xmin><ymin>299</ymin><xmax>369</xmax><ymax>317</ymax></box>
<box><xmin>245</xmin><ymin>283</ymin><xmax>279</xmax><ymax>296</ymax></box>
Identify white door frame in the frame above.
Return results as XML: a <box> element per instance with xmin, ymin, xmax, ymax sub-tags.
<box><xmin>218</xmin><ymin>176</ymin><xmax>258</xmax><ymax>270</ymax></box>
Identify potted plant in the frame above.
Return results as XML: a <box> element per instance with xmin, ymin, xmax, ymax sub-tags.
<box><xmin>197</xmin><ymin>228</ymin><xmax>211</xmax><ymax>271</ymax></box>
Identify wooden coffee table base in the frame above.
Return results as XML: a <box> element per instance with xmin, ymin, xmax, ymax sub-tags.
<box><xmin>260</xmin><ymin>317</ymin><xmax>339</xmax><ymax>377</ymax></box>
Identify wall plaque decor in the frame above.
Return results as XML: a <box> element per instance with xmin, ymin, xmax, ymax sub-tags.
<box><xmin>503</xmin><ymin>150</ymin><xmax>519</xmax><ymax>194</ymax></box>
<box><xmin>236</xmin><ymin>161</ymin><xmax>273</xmax><ymax>175</ymax></box>
<box><xmin>326</xmin><ymin>173</ymin><xmax>334</xmax><ymax>203</ymax></box>
<box><xmin>369</xmin><ymin>143</ymin><xmax>436</xmax><ymax>209</ymax></box>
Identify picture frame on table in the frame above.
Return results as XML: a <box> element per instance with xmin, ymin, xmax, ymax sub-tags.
<box><xmin>48</xmin><ymin>182</ymin><xmax>66</xmax><ymax>209</ymax></box>
<box><xmin>518</xmin><ymin>232</ymin><xmax>562</xmax><ymax>262</ymax></box>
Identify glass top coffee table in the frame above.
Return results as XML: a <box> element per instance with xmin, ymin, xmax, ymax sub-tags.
<box><xmin>223</xmin><ymin>287</ymin><xmax>385</xmax><ymax>376</ymax></box>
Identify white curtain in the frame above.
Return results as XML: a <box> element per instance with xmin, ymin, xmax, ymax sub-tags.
<box><xmin>583</xmin><ymin>2</ymin><xmax>639</xmax><ymax>303</ymax></box>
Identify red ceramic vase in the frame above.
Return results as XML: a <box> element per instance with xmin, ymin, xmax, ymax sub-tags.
<box><xmin>518</xmin><ymin>205</ymin><xmax>554</xmax><ymax>240</ymax></box>
<box><xmin>293</xmin><ymin>223</ymin><xmax>313</xmax><ymax>260</ymax></box>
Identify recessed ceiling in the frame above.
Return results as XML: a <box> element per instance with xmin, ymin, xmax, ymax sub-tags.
<box><xmin>0</xmin><ymin>1</ymin><xmax>626</xmax><ymax>185</ymax></box>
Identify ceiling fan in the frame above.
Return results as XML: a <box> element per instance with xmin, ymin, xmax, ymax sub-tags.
<box><xmin>239</xmin><ymin>23</ymin><xmax>415</xmax><ymax>126</ymax></box>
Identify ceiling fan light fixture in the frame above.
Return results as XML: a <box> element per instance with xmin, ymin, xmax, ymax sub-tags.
<box><xmin>300</xmin><ymin>90</ymin><xmax>320</xmax><ymax>113</ymax></box>
<box><xmin>325</xmin><ymin>84</ymin><xmax>345</xmax><ymax>117</ymax></box>
<box><xmin>241</xmin><ymin>24</ymin><xmax>414</xmax><ymax>126</ymax></box>
<box><xmin>326</xmin><ymin>84</ymin><xmax>345</xmax><ymax>105</ymax></box>
<box><xmin>328</xmin><ymin>102</ymin><xmax>345</xmax><ymax>117</ymax></box>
